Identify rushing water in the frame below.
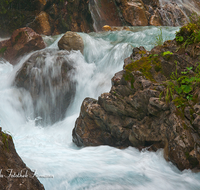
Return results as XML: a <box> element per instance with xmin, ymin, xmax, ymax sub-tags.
<box><xmin>1</xmin><ymin>27</ymin><xmax>200</xmax><ymax>190</ymax></box>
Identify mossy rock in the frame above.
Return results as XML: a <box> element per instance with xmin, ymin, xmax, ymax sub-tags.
<box><xmin>124</xmin><ymin>55</ymin><xmax>163</xmax><ymax>82</ymax></box>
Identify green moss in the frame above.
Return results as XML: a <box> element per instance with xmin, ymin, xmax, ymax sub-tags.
<box><xmin>138</xmin><ymin>50</ymin><xmax>146</xmax><ymax>54</ymax></box>
<box><xmin>173</xmin><ymin>96</ymin><xmax>195</xmax><ymax>124</ymax></box>
<box><xmin>189</xmin><ymin>108</ymin><xmax>195</xmax><ymax>121</ymax></box>
<box><xmin>185</xmin><ymin>151</ymin><xmax>199</xmax><ymax>167</ymax></box>
<box><xmin>155</xmin><ymin>65</ymin><xmax>161</xmax><ymax>72</ymax></box>
<box><xmin>175</xmin><ymin>107</ymin><xmax>185</xmax><ymax>120</ymax></box>
<box><xmin>1</xmin><ymin>132</ymin><xmax>10</xmax><ymax>150</ymax></box>
<box><xmin>173</xmin><ymin>96</ymin><xmax>186</xmax><ymax>108</ymax></box>
<box><xmin>192</xmin><ymin>94</ymin><xmax>199</xmax><ymax>104</ymax></box>
<box><xmin>152</xmin><ymin>56</ymin><xmax>162</xmax><ymax>72</ymax></box>
<box><xmin>123</xmin><ymin>71</ymin><xmax>135</xmax><ymax>88</ymax></box>
<box><xmin>185</xmin><ymin>151</ymin><xmax>190</xmax><ymax>159</ymax></box>
<box><xmin>183</xmin><ymin>122</ymin><xmax>188</xmax><ymax>130</ymax></box>
<box><xmin>125</xmin><ymin>57</ymin><xmax>152</xmax><ymax>80</ymax></box>
<box><xmin>0</xmin><ymin>46</ymin><xmax>7</xmax><ymax>55</ymax></box>
<box><xmin>124</xmin><ymin>56</ymin><xmax>162</xmax><ymax>82</ymax></box>
<box><xmin>138</xmin><ymin>50</ymin><xmax>146</xmax><ymax>56</ymax></box>
<box><xmin>176</xmin><ymin>14</ymin><xmax>200</xmax><ymax>46</ymax></box>
<box><xmin>0</xmin><ymin>0</ymin><xmax>13</xmax><ymax>14</ymax></box>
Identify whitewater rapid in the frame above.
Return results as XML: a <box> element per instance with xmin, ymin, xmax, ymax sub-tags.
<box><xmin>1</xmin><ymin>27</ymin><xmax>200</xmax><ymax>190</ymax></box>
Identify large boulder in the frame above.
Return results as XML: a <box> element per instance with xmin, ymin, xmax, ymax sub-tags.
<box><xmin>0</xmin><ymin>27</ymin><xmax>46</xmax><ymax>65</ymax></box>
<box><xmin>73</xmin><ymin>41</ymin><xmax>200</xmax><ymax>171</ymax></box>
<box><xmin>58</xmin><ymin>31</ymin><xmax>84</xmax><ymax>54</ymax></box>
<box><xmin>14</xmin><ymin>49</ymin><xmax>76</xmax><ymax>126</ymax></box>
<box><xmin>0</xmin><ymin>128</ymin><xmax>44</xmax><ymax>190</ymax></box>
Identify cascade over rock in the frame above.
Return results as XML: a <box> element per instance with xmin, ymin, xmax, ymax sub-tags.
<box><xmin>14</xmin><ymin>49</ymin><xmax>76</xmax><ymax>126</ymax></box>
<box><xmin>0</xmin><ymin>128</ymin><xmax>44</xmax><ymax>190</ymax></box>
<box><xmin>0</xmin><ymin>27</ymin><xmax>46</xmax><ymax>65</ymax></box>
<box><xmin>89</xmin><ymin>0</ymin><xmax>124</xmax><ymax>31</ymax></box>
<box><xmin>73</xmin><ymin>40</ymin><xmax>200</xmax><ymax>171</ymax></box>
<box><xmin>58</xmin><ymin>31</ymin><xmax>84</xmax><ymax>54</ymax></box>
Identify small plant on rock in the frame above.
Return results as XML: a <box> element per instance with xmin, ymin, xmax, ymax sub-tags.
<box><xmin>163</xmin><ymin>64</ymin><xmax>200</xmax><ymax>107</ymax></box>
<box><xmin>175</xmin><ymin>13</ymin><xmax>200</xmax><ymax>46</ymax></box>
<box><xmin>155</xmin><ymin>28</ymin><xmax>164</xmax><ymax>46</ymax></box>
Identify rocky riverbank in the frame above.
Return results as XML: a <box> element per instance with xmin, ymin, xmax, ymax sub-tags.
<box><xmin>73</xmin><ymin>18</ymin><xmax>200</xmax><ymax>171</ymax></box>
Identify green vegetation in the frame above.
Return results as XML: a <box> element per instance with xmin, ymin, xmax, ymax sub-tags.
<box><xmin>124</xmin><ymin>71</ymin><xmax>135</xmax><ymax>88</ymax></box>
<box><xmin>162</xmin><ymin>51</ymin><xmax>173</xmax><ymax>56</ymax></box>
<box><xmin>162</xmin><ymin>15</ymin><xmax>200</xmax><ymax>107</ymax></box>
<box><xmin>163</xmin><ymin>64</ymin><xmax>200</xmax><ymax>109</ymax></box>
<box><xmin>155</xmin><ymin>28</ymin><xmax>164</xmax><ymax>46</ymax></box>
<box><xmin>1</xmin><ymin>132</ymin><xmax>10</xmax><ymax>150</ymax></box>
<box><xmin>124</xmin><ymin>50</ymin><xmax>175</xmax><ymax>85</ymax></box>
<box><xmin>176</xmin><ymin>14</ymin><xmax>200</xmax><ymax>46</ymax></box>
<box><xmin>0</xmin><ymin>0</ymin><xmax>13</xmax><ymax>14</ymax></box>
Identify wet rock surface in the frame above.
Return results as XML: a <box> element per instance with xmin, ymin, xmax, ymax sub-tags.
<box><xmin>0</xmin><ymin>27</ymin><xmax>46</xmax><ymax>65</ymax></box>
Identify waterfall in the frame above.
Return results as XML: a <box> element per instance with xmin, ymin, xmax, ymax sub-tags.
<box><xmin>1</xmin><ymin>27</ymin><xmax>200</xmax><ymax>190</ymax></box>
<box><xmin>89</xmin><ymin>0</ymin><xmax>102</xmax><ymax>31</ymax></box>
<box><xmin>89</xmin><ymin>0</ymin><xmax>123</xmax><ymax>31</ymax></box>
